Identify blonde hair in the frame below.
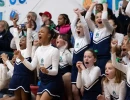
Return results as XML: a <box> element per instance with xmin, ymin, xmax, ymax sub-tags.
<box><xmin>104</xmin><ymin>60</ymin><xmax>125</xmax><ymax>83</ymax></box>
<box><xmin>0</xmin><ymin>20</ymin><xmax>9</xmax><ymax>32</ymax></box>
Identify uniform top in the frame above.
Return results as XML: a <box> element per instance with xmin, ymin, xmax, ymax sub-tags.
<box><xmin>103</xmin><ymin>78</ymin><xmax>126</xmax><ymax>100</ymax></box>
<box><xmin>0</xmin><ymin>64</ymin><xmax>11</xmax><ymax>90</ymax></box>
<box><xmin>59</xmin><ymin>46</ymin><xmax>72</xmax><ymax>68</ymax></box>
<box><xmin>22</xmin><ymin>44</ymin><xmax>60</xmax><ymax>76</ymax></box>
<box><xmin>122</xmin><ymin>55</ymin><xmax>130</xmax><ymax>65</ymax></box>
<box><xmin>85</xmin><ymin>11</ymin><xmax>113</xmax><ymax>56</ymax></box>
<box><xmin>126</xmin><ymin>2</ymin><xmax>130</xmax><ymax>17</ymax></box>
<box><xmin>9</xmin><ymin>28</ymin><xmax>32</xmax><ymax>75</ymax></box>
<box><xmin>111</xmin><ymin>53</ymin><xmax>130</xmax><ymax>85</ymax></box>
<box><xmin>76</xmin><ymin>65</ymin><xmax>101</xmax><ymax>89</ymax></box>
<box><xmin>113</xmin><ymin>33</ymin><xmax>124</xmax><ymax>46</ymax></box>
<box><xmin>71</xmin><ymin>15</ymin><xmax>90</xmax><ymax>52</ymax></box>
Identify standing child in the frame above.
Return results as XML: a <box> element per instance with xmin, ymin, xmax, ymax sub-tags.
<box><xmin>85</xmin><ymin>2</ymin><xmax>113</xmax><ymax>74</ymax></box>
<box><xmin>14</xmin><ymin>25</ymin><xmax>64</xmax><ymax>100</ymax></box>
<box><xmin>4</xmin><ymin>17</ymin><xmax>33</xmax><ymax>100</ymax></box>
<box><xmin>56</xmin><ymin>34</ymin><xmax>73</xmax><ymax>100</ymax></box>
<box><xmin>71</xmin><ymin>8</ymin><xmax>90</xmax><ymax>100</ymax></box>
<box><xmin>111</xmin><ymin>39</ymin><xmax>130</xmax><ymax>100</ymax></box>
<box><xmin>97</xmin><ymin>60</ymin><xmax>126</xmax><ymax>100</ymax></box>
<box><xmin>76</xmin><ymin>49</ymin><xmax>102</xmax><ymax>100</ymax></box>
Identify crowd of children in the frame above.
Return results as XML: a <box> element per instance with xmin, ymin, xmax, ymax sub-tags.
<box><xmin>0</xmin><ymin>1</ymin><xmax>130</xmax><ymax>100</ymax></box>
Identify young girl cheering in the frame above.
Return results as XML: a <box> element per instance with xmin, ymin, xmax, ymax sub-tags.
<box><xmin>3</xmin><ymin>17</ymin><xmax>33</xmax><ymax>100</ymax></box>
<box><xmin>97</xmin><ymin>60</ymin><xmax>126</xmax><ymax>100</ymax></box>
<box><xmin>56</xmin><ymin>34</ymin><xmax>73</xmax><ymax>100</ymax></box>
<box><xmin>85</xmin><ymin>2</ymin><xmax>113</xmax><ymax>74</ymax></box>
<box><xmin>111</xmin><ymin>39</ymin><xmax>130</xmax><ymax>100</ymax></box>
<box><xmin>14</xmin><ymin>25</ymin><xmax>64</xmax><ymax>100</ymax></box>
<box><xmin>71</xmin><ymin>8</ymin><xmax>90</xmax><ymax>100</ymax></box>
<box><xmin>76</xmin><ymin>49</ymin><xmax>102</xmax><ymax>100</ymax></box>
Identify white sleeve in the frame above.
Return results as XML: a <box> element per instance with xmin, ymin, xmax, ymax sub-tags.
<box><xmin>26</xmin><ymin>28</ymin><xmax>33</xmax><ymax>57</ymax></box>
<box><xmin>103</xmin><ymin>82</ymin><xmax>111</xmax><ymax>100</ymax></box>
<box><xmin>71</xmin><ymin>15</ymin><xmax>78</xmax><ymax>39</ymax></box>
<box><xmin>31</xmin><ymin>46</ymin><xmax>38</xmax><ymax>59</ymax></box>
<box><xmin>80</xmin><ymin>15</ymin><xmax>90</xmax><ymax>44</ymax></box>
<box><xmin>76</xmin><ymin>72</ymin><xmax>82</xmax><ymax>88</ymax></box>
<box><xmin>66</xmin><ymin>50</ymin><xmax>72</xmax><ymax>65</ymax></box>
<box><xmin>10</xmin><ymin>38</ymin><xmax>16</xmax><ymax>49</ymax></box>
<box><xmin>85</xmin><ymin>11</ymin><xmax>96</xmax><ymax>32</ymax></box>
<box><xmin>126</xmin><ymin>2</ymin><xmax>130</xmax><ymax>17</ymax></box>
<box><xmin>118</xmin><ymin>34</ymin><xmax>124</xmax><ymax>46</ymax></box>
<box><xmin>13</xmin><ymin>28</ymin><xmax>20</xmax><ymax>50</ymax></box>
<box><xmin>47</xmin><ymin>49</ymin><xmax>60</xmax><ymax>75</ymax></box>
<box><xmin>5</xmin><ymin>60</ymin><xmax>14</xmax><ymax>72</ymax></box>
<box><xmin>111</xmin><ymin>53</ymin><xmax>128</xmax><ymax>74</ymax></box>
<box><xmin>118</xmin><ymin>81</ymin><xmax>126</xmax><ymax>100</ymax></box>
<box><xmin>102</xmin><ymin>11</ymin><xmax>113</xmax><ymax>33</ymax></box>
<box><xmin>82</xmin><ymin>67</ymin><xmax>101</xmax><ymax>88</ymax></box>
<box><xmin>2</xmin><ymin>67</ymin><xmax>8</xmax><ymax>81</ymax></box>
<box><xmin>22</xmin><ymin>51</ymin><xmax>38</xmax><ymax>71</ymax></box>
<box><xmin>7</xmin><ymin>70</ymin><xmax>13</xmax><ymax>78</ymax></box>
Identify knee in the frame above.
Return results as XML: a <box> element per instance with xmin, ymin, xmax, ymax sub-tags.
<box><xmin>72</xmin><ymin>86</ymin><xmax>79</xmax><ymax>95</ymax></box>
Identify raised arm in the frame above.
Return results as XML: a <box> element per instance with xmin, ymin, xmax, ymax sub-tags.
<box><xmin>79</xmin><ymin>13</ymin><xmax>90</xmax><ymax>44</ymax></box>
<box><xmin>111</xmin><ymin>40</ymin><xmax>128</xmax><ymax>73</ymax></box>
<box><xmin>83</xmin><ymin>67</ymin><xmax>101</xmax><ymax>88</ymax></box>
<box><xmin>85</xmin><ymin>3</ymin><xmax>96</xmax><ymax>32</ymax></box>
<box><xmin>102</xmin><ymin>3</ymin><xmax>113</xmax><ymax>33</ymax></box>
<box><xmin>125</xmin><ymin>1</ymin><xmax>130</xmax><ymax>17</ymax></box>
<box><xmin>71</xmin><ymin>10</ymin><xmax>79</xmax><ymax>38</ymax></box>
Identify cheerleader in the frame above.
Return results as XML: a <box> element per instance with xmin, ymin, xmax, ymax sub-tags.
<box><xmin>71</xmin><ymin>8</ymin><xmax>90</xmax><ymax>100</ymax></box>
<box><xmin>4</xmin><ymin>17</ymin><xmax>33</xmax><ymax>100</ymax></box>
<box><xmin>111</xmin><ymin>39</ymin><xmax>130</xmax><ymax>100</ymax></box>
<box><xmin>76</xmin><ymin>49</ymin><xmax>102</xmax><ymax>100</ymax></box>
<box><xmin>85</xmin><ymin>2</ymin><xmax>113</xmax><ymax>74</ymax></box>
<box><xmin>56</xmin><ymin>34</ymin><xmax>73</xmax><ymax>100</ymax></box>
<box><xmin>97</xmin><ymin>60</ymin><xmax>126</xmax><ymax>100</ymax></box>
<box><xmin>108</xmin><ymin>17</ymin><xmax>124</xmax><ymax>46</ymax></box>
<box><xmin>14</xmin><ymin>25</ymin><xmax>64</xmax><ymax>100</ymax></box>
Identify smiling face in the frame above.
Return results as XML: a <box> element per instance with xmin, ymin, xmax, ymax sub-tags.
<box><xmin>105</xmin><ymin>62</ymin><xmax>116</xmax><ymax>79</ymax></box>
<box><xmin>19</xmin><ymin>37</ymin><xmax>26</xmax><ymax>50</ymax></box>
<box><xmin>95</xmin><ymin>12</ymin><xmax>104</xmax><ymax>28</ymax></box>
<box><xmin>56</xmin><ymin>35</ymin><xmax>66</xmax><ymax>48</ymax></box>
<box><xmin>38</xmin><ymin>27</ymin><xmax>51</xmax><ymax>45</ymax></box>
<box><xmin>83</xmin><ymin>51</ymin><xmax>96</xmax><ymax>68</ymax></box>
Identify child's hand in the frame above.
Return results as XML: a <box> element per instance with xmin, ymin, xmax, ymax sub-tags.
<box><xmin>111</xmin><ymin>39</ymin><xmax>118</xmax><ymax>48</ymax></box>
<box><xmin>76</xmin><ymin>61</ymin><xmax>82</xmax><ymax>73</ymax></box>
<box><xmin>40</xmin><ymin>67</ymin><xmax>48</xmax><ymax>74</ymax></box>
<box><xmin>33</xmin><ymin>40</ymin><xmax>40</xmax><ymax>46</ymax></box>
<box><xmin>97</xmin><ymin>94</ymin><xmax>105</xmax><ymax>100</ymax></box>
<box><xmin>103</xmin><ymin>3</ymin><xmax>108</xmax><ymax>11</ymax></box>
<box><xmin>74</xmin><ymin>8</ymin><xmax>81</xmax><ymax>16</ymax></box>
<box><xmin>14</xmin><ymin>50</ymin><xmax>24</xmax><ymax>61</ymax></box>
<box><xmin>1</xmin><ymin>53</ymin><xmax>8</xmax><ymax>62</ymax></box>
<box><xmin>91</xmin><ymin>2</ymin><xmax>97</xmax><ymax>7</ymax></box>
